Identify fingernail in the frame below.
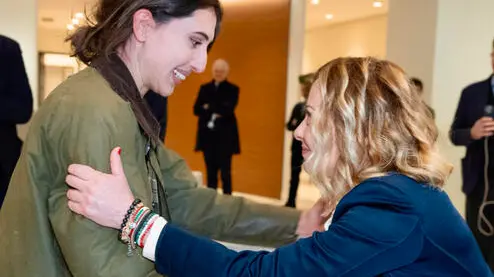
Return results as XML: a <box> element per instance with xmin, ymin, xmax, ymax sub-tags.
<box><xmin>118</xmin><ymin>148</ymin><xmax>122</xmax><ymax>155</ymax></box>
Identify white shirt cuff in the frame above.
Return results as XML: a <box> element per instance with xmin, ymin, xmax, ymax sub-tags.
<box><xmin>143</xmin><ymin>217</ymin><xmax>167</xmax><ymax>261</ymax></box>
<box><xmin>324</xmin><ymin>215</ymin><xmax>333</xmax><ymax>230</ymax></box>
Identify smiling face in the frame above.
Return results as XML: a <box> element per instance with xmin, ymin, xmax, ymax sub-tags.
<box><xmin>295</xmin><ymin>57</ymin><xmax>452</xmax><ymax>207</ymax></box>
<box><xmin>294</xmin><ymin>80</ymin><xmax>339</xmax><ymax>176</ymax></box>
<box><xmin>131</xmin><ymin>8</ymin><xmax>217</xmax><ymax>97</ymax></box>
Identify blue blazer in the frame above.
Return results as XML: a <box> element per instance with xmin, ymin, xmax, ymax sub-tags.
<box><xmin>153</xmin><ymin>174</ymin><xmax>491</xmax><ymax>276</ymax></box>
<box><xmin>450</xmin><ymin>76</ymin><xmax>494</xmax><ymax>195</ymax></box>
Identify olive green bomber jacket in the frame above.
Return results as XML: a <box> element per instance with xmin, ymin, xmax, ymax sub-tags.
<box><xmin>0</xmin><ymin>67</ymin><xmax>300</xmax><ymax>277</ymax></box>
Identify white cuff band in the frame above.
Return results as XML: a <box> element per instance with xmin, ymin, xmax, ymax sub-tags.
<box><xmin>143</xmin><ymin>217</ymin><xmax>167</xmax><ymax>261</ymax></box>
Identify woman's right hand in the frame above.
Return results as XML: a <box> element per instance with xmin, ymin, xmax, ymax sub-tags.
<box><xmin>66</xmin><ymin>147</ymin><xmax>135</xmax><ymax>229</ymax></box>
<box><xmin>296</xmin><ymin>198</ymin><xmax>333</xmax><ymax>238</ymax></box>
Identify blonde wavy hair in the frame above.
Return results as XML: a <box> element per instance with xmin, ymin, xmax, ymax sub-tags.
<box><xmin>306</xmin><ymin>57</ymin><xmax>453</xmax><ymax>204</ymax></box>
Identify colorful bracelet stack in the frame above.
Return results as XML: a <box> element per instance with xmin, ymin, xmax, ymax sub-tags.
<box><xmin>119</xmin><ymin>199</ymin><xmax>160</xmax><ymax>256</ymax></box>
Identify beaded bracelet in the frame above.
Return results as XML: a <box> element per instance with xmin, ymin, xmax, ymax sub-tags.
<box><xmin>119</xmin><ymin>199</ymin><xmax>142</xmax><ymax>243</ymax></box>
<box><xmin>123</xmin><ymin>203</ymin><xmax>144</xmax><ymax>245</ymax></box>
<box><xmin>119</xmin><ymin>200</ymin><xmax>163</xmax><ymax>255</ymax></box>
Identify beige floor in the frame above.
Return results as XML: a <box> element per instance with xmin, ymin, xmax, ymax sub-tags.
<box><xmin>193</xmin><ymin>169</ymin><xmax>319</xmax><ymax>210</ymax></box>
<box><xmin>228</xmin><ymin>171</ymin><xmax>319</xmax><ymax>211</ymax></box>
<box><xmin>218</xmin><ymin>171</ymin><xmax>320</xmax><ymax>251</ymax></box>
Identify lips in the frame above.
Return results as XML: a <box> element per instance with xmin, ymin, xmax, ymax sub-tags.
<box><xmin>173</xmin><ymin>69</ymin><xmax>186</xmax><ymax>81</ymax></box>
<box><xmin>172</xmin><ymin>69</ymin><xmax>191</xmax><ymax>85</ymax></box>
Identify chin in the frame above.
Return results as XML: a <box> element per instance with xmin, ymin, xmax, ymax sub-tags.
<box><xmin>156</xmin><ymin>85</ymin><xmax>175</xmax><ymax>97</ymax></box>
<box><xmin>302</xmin><ymin>159</ymin><xmax>313</xmax><ymax>171</ymax></box>
<box><xmin>163</xmin><ymin>89</ymin><xmax>174</xmax><ymax>97</ymax></box>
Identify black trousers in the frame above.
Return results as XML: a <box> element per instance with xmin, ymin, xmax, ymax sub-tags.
<box><xmin>203</xmin><ymin>148</ymin><xmax>233</xmax><ymax>195</ymax></box>
<box><xmin>286</xmin><ymin>144</ymin><xmax>304</xmax><ymax>207</ymax></box>
<box><xmin>466</xmin><ymin>178</ymin><xmax>494</xmax><ymax>272</ymax></box>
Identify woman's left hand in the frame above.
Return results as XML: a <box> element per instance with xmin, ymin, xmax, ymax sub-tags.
<box><xmin>66</xmin><ymin>147</ymin><xmax>135</xmax><ymax>229</ymax></box>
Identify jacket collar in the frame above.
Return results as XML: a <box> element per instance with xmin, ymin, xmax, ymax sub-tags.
<box><xmin>91</xmin><ymin>54</ymin><xmax>160</xmax><ymax>144</ymax></box>
<box><xmin>212</xmin><ymin>79</ymin><xmax>228</xmax><ymax>86</ymax></box>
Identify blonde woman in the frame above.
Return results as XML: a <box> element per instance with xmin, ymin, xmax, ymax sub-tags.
<box><xmin>65</xmin><ymin>57</ymin><xmax>491</xmax><ymax>276</ymax></box>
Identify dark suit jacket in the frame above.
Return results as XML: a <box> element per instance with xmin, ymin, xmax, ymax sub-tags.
<box><xmin>193</xmin><ymin>80</ymin><xmax>240</xmax><ymax>155</ymax></box>
<box><xmin>0</xmin><ymin>35</ymin><xmax>32</xmax><ymax>177</ymax></box>
<box><xmin>154</xmin><ymin>174</ymin><xmax>491</xmax><ymax>276</ymax></box>
<box><xmin>144</xmin><ymin>91</ymin><xmax>167</xmax><ymax>143</ymax></box>
<box><xmin>286</xmin><ymin>101</ymin><xmax>305</xmax><ymax>151</ymax></box>
<box><xmin>450</xmin><ymin>76</ymin><xmax>494</xmax><ymax>195</ymax></box>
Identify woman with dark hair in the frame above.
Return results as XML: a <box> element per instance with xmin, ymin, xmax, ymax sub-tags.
<box><xmin>0</xmin><ymin>1</ymin><xmax>311</xmax><ymax>276</ymax></box>
<box><xmin>66</xmin><ymin>57</ymin><xmax>491</xmax><ymax>276</ymax></box>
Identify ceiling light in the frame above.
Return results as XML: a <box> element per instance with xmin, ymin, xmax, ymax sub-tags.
<box><xmin>67</xmin><ymin>24</ymin><xmax>75</xmax><ymax>31</ymax></box>
<box><xmin>373</xmin><ymin>1</ymin><xmax>383</xmax><ymax>8</ymax></box>
<box><xmin>311</xmin><ymin>0</ymin><xmax>320</xmax><ymax>5</ymax></box>
<box><xmin>325</xmin><ymin>14</ymin><xmax>334</xmax><ymax>20</ymax></box>
<box><xmin>75</xmin><ymin>12</ymin><xmax>84</xmax><ymax>19</ymax></box>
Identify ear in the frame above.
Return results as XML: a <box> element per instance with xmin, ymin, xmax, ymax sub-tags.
<box><xmin>132</xmin><ymin>9</ymin><xmax>156</xmax><ymax>42</ymax></box>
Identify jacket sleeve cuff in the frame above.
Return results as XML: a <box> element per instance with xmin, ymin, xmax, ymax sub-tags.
<box><xmin>143</xmin><ymin>217</ymin><xmax>167</xmax><ymax>261</ymax></box>
<box><xmin>451</xmin><ymin>129</ymin><xmax>474</xmax><ymax>146</ymax></box>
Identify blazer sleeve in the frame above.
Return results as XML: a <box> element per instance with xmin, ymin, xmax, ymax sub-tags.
<box><xmin>193</xmin><ymin>86</ymin><xmax>211</xmax><ymax>117</ymax></box>
<box><xmin>154</xmin><ymin>181</ymin><xmax>422</xmax><ymax>277</ymax></box>
<box><xmin>0</xmin><ymin>39</ymin><xmax>33</xmax><ymax>124</ymax></box>
<box><xmin>157</xmin><ymin>147</ymin><xmax>301</xmax><ymax>248</ymax></box>
<box><xmin>449</xmin><ymin>88</ymin><xmax>474</xmax><ymax>146</ymax></box>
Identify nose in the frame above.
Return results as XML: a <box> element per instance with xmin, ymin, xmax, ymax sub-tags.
<box><xmin>191</xmin><ymin>47</ymin><xmax>208</xmax><ymax>73</ymax></box>
<box><xmin>294</xmin><ymin>119</ymin><xmax>305</xmax><ymax>142</ymax></box>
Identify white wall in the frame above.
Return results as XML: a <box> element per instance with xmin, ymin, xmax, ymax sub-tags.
<box><xmin>281</xmin><ymin>0</ymin><xmax>307</xmax><ymax>201</ymax></box>
<box><xmin>386</xmin><ymin>0</ymin><xmax>494</xmax><ymax>216</ymax></box>
<box><xmin>431</xmin><ymin>0</ymin><xmax>494</xmax><ymax>215</ymax></box>
<box><xmin>303</xmin><ymin>15</ymin><xmax>388</xmax><ymax>74</ymax></box>
<box><xmin>386</xmin><ymin>0</ymin><xmax>438</xmax><ymax>104</ymax></box>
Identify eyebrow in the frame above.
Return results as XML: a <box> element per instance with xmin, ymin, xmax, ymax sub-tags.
<box><xmin>193</xmin><ymin>32</ymin><xmax>210</xmax><ymax>42</ymax></box>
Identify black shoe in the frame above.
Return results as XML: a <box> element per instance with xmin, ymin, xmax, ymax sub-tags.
<box><xmin>285</xmin><ymin>201</ymin><xmax>296</xmax><ymax>208</ymax></box>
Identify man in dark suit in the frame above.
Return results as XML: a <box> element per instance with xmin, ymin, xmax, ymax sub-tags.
<box><xmin>449</xmin><ymin>38</ymin><xmax>494</xmax><ymax>271</ymax></box>
<box><xmin>0</xmin><ymin>35</ymin><xmax>33</xmax><ymax>208</ymax></box>
<box><xmin>194</xmin><ymin>59</ymin><xmax>240</xmax><ymax>195</ymax></box>
<box><xmin>285</xmin><ymin>73</ymin><xmax>313</xmax><ymax>208</ymax></box>
<box><xmin>144</xmin><ymin>91</ymin><xmax>168</xmax><ymax>143</ymax></box>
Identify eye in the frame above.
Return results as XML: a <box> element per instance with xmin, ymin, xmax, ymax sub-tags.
<box><xmin>304</xmin><ymin>111</ymin><xmax>312</xmax><ymax>125</ymax></box>
<box><xmin>190</xmin><ymin>38</ymin><xmax>203</xmax><ymax>48</ymax></box>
